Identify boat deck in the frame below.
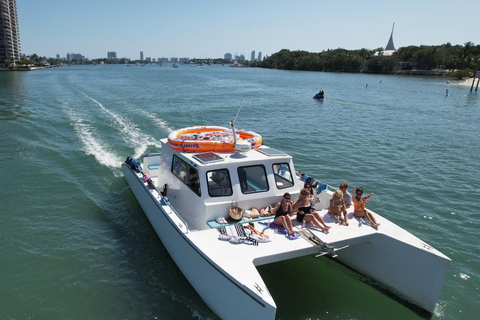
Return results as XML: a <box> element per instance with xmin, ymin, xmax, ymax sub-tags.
<box><xmin>185</xmin><ymin>206</ymin><xmax>444</xmax><ymax>309</ymax></box>
<box><xmin>194</xmin><ymin>206</ymin><xmax>437</xmax><ymax>265</ymax></box>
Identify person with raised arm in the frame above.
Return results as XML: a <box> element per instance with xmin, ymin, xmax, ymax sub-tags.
<box><xmin>353</xmin><ymin>187</ymin><xmax>380</xmax><ymax>228</ymax></box>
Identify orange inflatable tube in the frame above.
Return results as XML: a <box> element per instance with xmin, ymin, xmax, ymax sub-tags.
<box><xmin>167</xmin><ymin>126</ymin><xmax>262</xmax><ymax>153</ymax></box>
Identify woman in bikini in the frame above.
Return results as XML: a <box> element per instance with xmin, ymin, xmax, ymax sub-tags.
<box><xmin>293</xmin><ymin>188</ymin><xmax>331</xmax><ymax>233</ymax></box>
<box><xmin>353</xmin><ymin>187</ymin><xmax>380</xmax><ymax>228</ymax></box>
<box><xmin>304</xmin><ymin>183</ymin><xmax>320</xmax><ymax>206</ymax></box>
<box><xmin>270</xmin><ymin>192</ymin><xmax>296</xmax><ymax>235</ymax></box>
<box><xmin>329</xmin><ymin>189</ymin><xmax>349</xmax><ymax>226</ymax></box>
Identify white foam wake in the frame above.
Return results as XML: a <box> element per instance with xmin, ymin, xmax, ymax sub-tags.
<box><xmin>122</xmin><ymin>100</ymin><xmax>175</xmax><ymax>134</ymax></box>
<box><xmin>65</xmin><ymin>105</ymin><xmax>121</xmax><ymax>168</ymax></box>
<box><xmin>79</xmin><ymin>91</ymin><xmax>162</xmax><ymax>158</ymax></box>
<box><xmin>138</xmin><ymin>108</ymin><xmax>175</xmax><ymax>133</ymax></box>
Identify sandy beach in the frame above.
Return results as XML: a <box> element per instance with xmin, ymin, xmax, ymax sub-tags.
<box><xmin>454</xmin><ymin>77</ymin><xmax>479</xmax><ymax>88</ymax></box>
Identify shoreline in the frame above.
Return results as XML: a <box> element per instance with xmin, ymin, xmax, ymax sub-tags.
<box><xmin>0</xmin><ymin>66</ymin><xmax>48</xmax><ymax>72</ymax></box>
<box><xmin>453</xmin><ymin>77</ymin><xmax>479</xmax><ymax>88</ymax></box>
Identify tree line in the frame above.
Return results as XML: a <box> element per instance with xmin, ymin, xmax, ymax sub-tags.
<box><xmin>2</xmin><ymin>54</ymin><xmax>61</xmax><ymax>68</ymax></box>
<box><xmin>248</xmin><ymin>42</ymin><xmax>480</xmax><ymax>77</ymax></box>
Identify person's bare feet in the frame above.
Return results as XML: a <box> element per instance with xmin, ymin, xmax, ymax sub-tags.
<box><xmin>331</xmin><ymin>213</ymin><xmax>339</xmax><ymax>223</ymax></box>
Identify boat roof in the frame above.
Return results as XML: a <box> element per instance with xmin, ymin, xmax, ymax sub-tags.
<box><xmin>161</xmin><ymin>138</ymin><xmax>292</xmax><ymax>169</ymax></box>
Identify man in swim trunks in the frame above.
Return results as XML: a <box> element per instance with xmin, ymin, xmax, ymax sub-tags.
<box><xmin>339</xmin><ymin>181</ymin><xmax>352</xmax><ymax>209</ymax></box>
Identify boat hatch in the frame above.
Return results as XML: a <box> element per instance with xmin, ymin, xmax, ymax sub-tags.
<box><xmin>255</xmin><ymin>147</ymin><xmax>288</xmax><ymax>157</ymax></box>
<box><xmin>193</xmin><ymin>152</ymin><xmax>225</xmax><ymax>164</ymax></box>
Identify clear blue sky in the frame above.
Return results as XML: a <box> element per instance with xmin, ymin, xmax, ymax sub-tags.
<box><xmin>18</xmin><ymin>0</ymin><xmax>480</xmax><ymax>60</ymax></box>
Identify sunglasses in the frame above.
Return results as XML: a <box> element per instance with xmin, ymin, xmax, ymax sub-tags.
<box><xmin>284</xmin><ymin>197</ymin><xmax>291</xmax><ymax>200</ymax></box>
<box><xmin>356</xmin><ymin>193</ymin><xmax>363</xmax><ymax>196</ymax></box>
<box><xmin>306</xmin><ymin>186</ymin><xmax>311</xmax><ymax>188</ymax></box>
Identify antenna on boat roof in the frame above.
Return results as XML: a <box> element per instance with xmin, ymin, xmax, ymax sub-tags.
<box><xmin>230</xmin><ymin>99</ymin><xmax>251</xmax><ymax>155</ymax></box>
<box><xmin>232</xmin><ymin>98</ymin><xmax>245</xmax><ymax>126</ymax></box>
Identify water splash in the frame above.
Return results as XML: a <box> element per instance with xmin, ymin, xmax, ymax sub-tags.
<box><xmin>459</xmin><ymin>273</ymin><xmax>470</xmax><ymax>280</ymax></box>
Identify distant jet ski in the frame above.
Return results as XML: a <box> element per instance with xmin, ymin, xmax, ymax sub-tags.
<box><xmin>313</xmin><ymin>90</ymin><xmax>325</xmax><ymax>100</ymax></box>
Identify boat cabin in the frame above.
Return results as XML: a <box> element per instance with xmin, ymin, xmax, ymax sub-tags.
<box><xmin>142</xmin><ymin>138</ymin><xmax>302</xmax><ymax>231</ymax></box>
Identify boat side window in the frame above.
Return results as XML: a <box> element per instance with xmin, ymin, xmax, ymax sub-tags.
<box><xmin>238</xmin><ymin>165</ymin><xmax>269</xmax><ymax>194</ymax></box>
<box><xmin>273</xmin><ymin>163</ymin><xmax>294</xmax><ymax>189</ymax></box>
<box><xmin>172</xmin><ymin>155</ymin><xmax>201</xmax><ymax>196</ymax></box>
<box><xmin>206</xmin><ymin>169</ymin><xmax>232</xmax><ymax>197</ymax></box>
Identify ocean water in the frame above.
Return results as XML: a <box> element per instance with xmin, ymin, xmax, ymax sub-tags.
<box><xmin>0</xmin><ymin>65</ymin><xmax>478</xmax><ymax>320</ymax></box>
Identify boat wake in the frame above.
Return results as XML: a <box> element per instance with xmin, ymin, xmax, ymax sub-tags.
<box><xmin>327</xmin><ymin>98</ymin><xmax>377</xmax><ymax>109</ymax></box>
<box><xmin>78</xmin><ymin>91</ymin><xmax>162</xmax><ymax>159</ymax></box>
<box><xmin>135</xmin><ymin>106</ymin><xmax>175</xmax><ymax>133</ymax></box>
<box><xmin>65</xmin><ymin>105</ymin><xmax>121</xmax><ymax>168</ymax></box>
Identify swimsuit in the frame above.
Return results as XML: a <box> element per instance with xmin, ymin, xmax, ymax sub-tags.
<box><xmin>330</xmin><ymin>199</ymin><xmax>344</xmax><ymax>214</ymax></box>
<box><xmin>296</xmin><ymin>206</ymin><xmax>312</xmax><ymax>223</ymax></box>
<box><xmin>354</xmin><ymin>197</ymin><xmax>366</xmax><ymax>211</ymax></box>
<box><xmin>275</xmin><ymin>203</ymin><xmax>292</xmax><ymax>218</ymax></box>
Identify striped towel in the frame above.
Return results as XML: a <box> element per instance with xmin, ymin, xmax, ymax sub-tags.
<box><xmin>217</xmin><ymin>225</ymin><xmax>258</xmax><ymax>245</ymax></box>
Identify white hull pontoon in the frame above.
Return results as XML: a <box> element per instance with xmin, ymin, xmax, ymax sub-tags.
<box><xmin>122</xmin><ymin>126</ymin><xmax>450</xmax><ymax>320</ymax></box>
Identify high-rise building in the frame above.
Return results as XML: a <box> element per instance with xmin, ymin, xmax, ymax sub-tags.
<box><xmin>140</xmin><ymin>51</ymin><xmax>144</xmax><ymax>61</ymax></box>
<box><xmin>0</xmin><ymin>0</ymin><xmax>21</xmax><ymax>64</ymax></box>
<box><xmin>251</xmin><ymin>50</ymin><xmax>255</xmax><ymax>62</ymax></box>
<box><xmin>224</xmin><ymin>53</ymin><xmax>232</xmax><ymax>60</ymax></box>
<box><xmin>107</xmin><ymin>51</ymin><xmax>117</xmax><ymax>60</ymax></box>
<box><xmin>257</xmin><ymin>51</ymin><xmax>262</xmax><ymax>62</ymax></box>
<box><xmin>66</xmin><ymin>53</ymin><xmax>85</xmax><ymax>61</ymax></box>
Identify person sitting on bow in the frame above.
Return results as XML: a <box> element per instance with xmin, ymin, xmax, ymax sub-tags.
<box><xmin>328</xmin><ymin>189</ymin><xmax>349</xmax><ymax>226</ymax></box>
<box><xmin>270</xmin><ymin>192</ymin><xmax>296</xmax><ymax>235</ymax></box>
<box><xmin>353</xmin><ymin>187</ymin><xmax>380</xmax><ymax>228</ymax></box>
<box><xmin>293</xmin><ymin>188</ymin><xmax>331</xmax><ymax>233</ymax></box>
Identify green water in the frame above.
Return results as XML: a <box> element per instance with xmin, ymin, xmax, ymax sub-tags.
<box><xmin>1</xmin><ymin>65</ymin><xmax>478</xmax><ymax>319</ymax></box>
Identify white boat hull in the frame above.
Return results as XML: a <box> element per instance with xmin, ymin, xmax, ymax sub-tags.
<box><xmin>335</xmin><ymin>234</ymin><xmax>450</xmax><ymax>312</ymax></box>
<box><xmin>122</xmin><ymin>164</ymin><xmax>276</xmax><ymax>319</ymax></box>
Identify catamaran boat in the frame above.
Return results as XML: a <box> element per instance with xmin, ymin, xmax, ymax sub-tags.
<box><xmin>122</xmin><ymin>124</ymin><xmax>450</xmax><ymax>320</ymax></box>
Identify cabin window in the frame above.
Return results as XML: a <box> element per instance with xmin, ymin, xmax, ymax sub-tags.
<box><xmin>273</xmin><ymin>163</ymin><xmax>294</xmax><ymax>189</ymax></box>
<box><xmin>238</xmin><ymin>165</ymin><xmax>269</xmax><ymax>194</ymax></box>
<box><xmin>172</xmin><ymin>155</ymin><xmax>201</xmax><ymax>196</ymax></box>
<box><xmin>206</xmin><ymin>169</ymin><xmax>232</xmax><ymax>197</ymax></box>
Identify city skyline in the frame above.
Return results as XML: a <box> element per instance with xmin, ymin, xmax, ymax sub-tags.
<box><xmin>16</xmin><ymin>0</ymin><xmax>480</xmax><ymax>60</ymax></box>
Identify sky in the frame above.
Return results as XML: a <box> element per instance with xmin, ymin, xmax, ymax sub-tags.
<box><xmin>17</xmin><ymin>0</ymin><xmax>480</xmax><ymax>60</ymax></box>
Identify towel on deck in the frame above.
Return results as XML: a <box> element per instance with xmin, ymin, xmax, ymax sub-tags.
<box><xmin>258</xmin><ymin>222</ymin><xmax>301</xmax><ymax>240</ymax></box>
<box><xmin>217</xmin><ymin>225</ymin><xmax>258</xmax><ymax>245</ymax></box>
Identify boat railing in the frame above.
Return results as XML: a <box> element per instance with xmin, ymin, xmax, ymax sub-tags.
<box><xmin>324</xmin><ymin>183</ymin><xmax>337</xmax><ymax>192</ymax></box>
<box><xmin>161</xmin><ymin>197</ymin><xmax>189</xmax><ymax>234</ymax></box>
